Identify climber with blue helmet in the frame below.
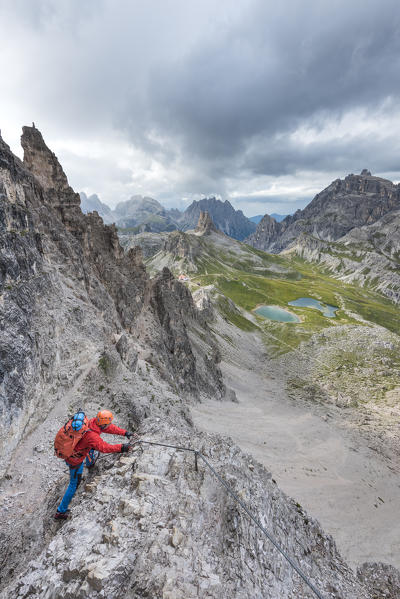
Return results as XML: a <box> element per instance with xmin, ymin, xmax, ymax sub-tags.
<box><xmin>54</xmin><ymin>410</ymin><xmax>138</xmax><ymax>520</ymax></box>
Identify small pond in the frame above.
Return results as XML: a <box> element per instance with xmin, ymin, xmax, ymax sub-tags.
<box><xmin>288</xmin><ymin>297</ymin><xmax>338</xmax><ymax>318</ymax></box>
<box><xmin>254</xmin><ymin>305</ymin><xmax>301</xmax><ymax>323</ymax></box>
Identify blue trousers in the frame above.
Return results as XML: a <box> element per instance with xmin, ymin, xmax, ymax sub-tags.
<box><xmin>57</xmin><ymin>450</ymin><xmax>97</xmax><ymax>513</ymax></box>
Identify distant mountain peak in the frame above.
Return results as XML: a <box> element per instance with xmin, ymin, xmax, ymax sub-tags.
<box><xmin>79</xmin><ymin>192</ymin><xmax>112</xmax><ymax>221</ymax></box>
<box><xmin>180</xmin><ymin>197</ymin><xmax>256</xmax><ymax>240</ymax></box>
<box><xmin>113</xmin><ymin>195</ymin><xmax>165</xmax><ymax>218</ymax></box>
<box><xmin>246</xmin><ymin>171</ymin><xmax>400</xmax><ymax>253</ymax></box>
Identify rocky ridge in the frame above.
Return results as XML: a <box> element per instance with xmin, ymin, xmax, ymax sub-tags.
<box><xmin>246</xmin><ymin>170</ymin><xmax>400</xmax><ymax>303</ymax></box>
<box><xmin>2</xmin><ymin>352</ymin><xmax>392</xmax><ymax>599</ymax></box>
<box><xmin>0</xmin><ymin>126</ymin><xmax>225</xmax><ymax>475</ymax></box>
<box><xmin>1</xmin><ymin>129</ymin><xmax>399</xmax><ymax>598</ymax></box>
<box><xmin>144</xmin><ymin>211</ymin><xmax>294</xmax><ymax>277</ymax></box>
<box><xmin>0</xmin><ymin>340</ymin><xmax>395</xmax><ymax>599</ymax></box>
<box><xmin>82</xmin><ymin>193</ymin><xmax>257</xmax><ymax>240</ymax></box>
<box><xmin>283</xmin><ymin>208</ymin><xmax>400</xmax><ymax>303</ymax></box>
<box><xmin>143</xmin><ymin>211</ymin><xmax>260</xmax><ymax>275</ymax></box>
<box><xmin>246</xmin><ymin>170</ymin><xmax>400</xmax><ymax>253</ymax></box>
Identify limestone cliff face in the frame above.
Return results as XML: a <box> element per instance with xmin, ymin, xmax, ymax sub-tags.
<box><xmin>0</xmin><ymin>127</ymin><xmax>224</xmax><ymax>474</ymax></box>
<box><xmin>136</xmin><ymin>267</ymin><xmax>223</xmax><ymax>396</ymax></box>
<box><xmin>21</xmin><ymin>126</ymin><xmax>148</xmax><ymax>328</ymax></box>
<box><xmin>283</xmin><ymin>209</ymin><xmax>400</xmax><ymax>303</ymax></box>
<box><xmin>0</xmin><ymin>134</ymin><xmax>49</xmax><ymax>468</ymax></box>
<box><xmin>21</xmin><ymin>125</ymin><xmax>71</xmax><ymax>193</ymax></box>
<box><xmin>342</xmin><ymin>208</ymin><xmax>400</xmax><ymax>260</ymax></box>
<box><xmin>246</xmin><ymin>170</ymin><xmax>400</xmax><ymax>252</ymax></box>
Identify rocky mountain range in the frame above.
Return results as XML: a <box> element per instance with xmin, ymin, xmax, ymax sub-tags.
<box><xmin>80</xmin><ymin>193</ymin><xmax>257</xmax><ymax>240</ymax></box>
<box><xmin>2</xmin><ymin>127</ymin><xmax>399</xmax><ymax>597</ymax></box>
<box><xmin>179</xmin><ymin>197</ymin><xmax>256</xmax><ymax>240</ymax></box>
<box><xmin>1</xmin><ymin>126</ymin><xmax>226</xmax><ymax>470</ymax></box>
<box><xmin>141</xmin><ymin>210</ymin><xmax>400</xmax><ymax>574</ymax></box>
<box><xmin>246</xmin><ymin>170</ymin><xmax>400</xmax><ymax>302</ymax></box>
<box><xmin>79</xmin><ymin>192</ymin><xmax>113</xmax><ymax>221</ymax></box>
<box><xmin>284</xmin><ymin>208</ymin><xmax>400</xmax><ymax>303</ymax></box>
<box><xmin>246</xmin><ymin>170</ymin><xmax>400</xmax><ymax>252</ymax></box>
<box><xmin>79</xmin><ymin>193</ymin><xmax>179</xmax><ymax>232</ymax></box>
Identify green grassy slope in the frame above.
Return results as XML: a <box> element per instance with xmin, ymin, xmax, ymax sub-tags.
<box><xmin>145</xmin><ymin>230</ymin><xmax>400</xmax><ymax>407</ymax></box>
<box><xmin>146</xmin><ymin>231</ymin><xmax>400</xmax><ymax>354</ymax></box>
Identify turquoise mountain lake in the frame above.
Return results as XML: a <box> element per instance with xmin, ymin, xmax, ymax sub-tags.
<box><xmin>254</xmin><ymin>305</ymin><xmax>301</xmax><ymax>323</ymax></box>
<box><xmin>288</xmin><ymin>297</ymin><xmax>338</xmax><ymax>317</ymax></box>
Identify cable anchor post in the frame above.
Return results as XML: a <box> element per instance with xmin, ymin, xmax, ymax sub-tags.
<box><xmin>194</xmin><ymin>450</ymin><xmax>199</xmax><ymax>472</ymax></box>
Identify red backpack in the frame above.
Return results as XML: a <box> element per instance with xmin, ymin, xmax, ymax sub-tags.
<box><xmin>54</xmin><ymin>415</ymin><xmax>89</xmax><ymax>460</ymax></box>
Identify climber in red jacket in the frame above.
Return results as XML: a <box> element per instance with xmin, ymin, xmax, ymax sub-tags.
<box><xmin>55</xmin><ymin>410</ymin><xmax>138</xmax><ymax>520</ymax></box>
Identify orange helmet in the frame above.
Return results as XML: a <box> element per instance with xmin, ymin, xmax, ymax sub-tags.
<box><xmin>96</xmin><ymin>410</ymin><xmax>113</xmax><ymax>427</ymax></box>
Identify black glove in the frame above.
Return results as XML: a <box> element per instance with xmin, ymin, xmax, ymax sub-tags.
<box><xmin>125</xmin><ymin>431</ymin><xmax>139</xmax><ymax>442</ymax></box>
<box><xmin>125</xmin><ymin>431</ymin><xmax>132</xmax><ymax>438</ymax></box>
<box><xmin>121</xmin><ymin>443</ymin><xmax>131</xmax><ymax>453</ymax></box>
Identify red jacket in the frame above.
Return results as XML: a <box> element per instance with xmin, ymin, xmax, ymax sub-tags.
<box><xmin>66</xmin><ymin>417</ymin><xmax>127</xmax><ymax>467</ymax></box>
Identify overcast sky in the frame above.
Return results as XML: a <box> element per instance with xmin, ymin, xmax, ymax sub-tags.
<box><xmin>1</xmin><ymin>0</ymin><xmax>400</xmax><ymax>216</ymax></box>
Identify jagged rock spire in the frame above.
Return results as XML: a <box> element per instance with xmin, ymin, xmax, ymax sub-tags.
<box><xmin>195</xmin><ymin>210</ymin><xmax>218</xmax><ymax>235</ymax></box>
<box><xmin>360</xmin><ymin>169</ymin><xmax>372</xmax><ymax>176</ymax></box>
<box><xmin>21</xmin><ymin>125</ymin><xmax>71</xmax><ymax>192</ymax></box>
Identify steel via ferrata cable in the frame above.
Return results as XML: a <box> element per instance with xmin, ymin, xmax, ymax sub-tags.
<box><xmin>135</xmin><ymin>439</ymin><xmax>325</xmax><ymax>599</ymax></box>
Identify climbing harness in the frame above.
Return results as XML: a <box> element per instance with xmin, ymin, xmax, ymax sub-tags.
<box><xmin>135</xmin><ymin>439</ymin><xmax>325</xmax><ymax>599</ymax></box>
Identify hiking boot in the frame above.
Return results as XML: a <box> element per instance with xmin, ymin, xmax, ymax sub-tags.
<box><xmin>54</xmin><ymin>509</ymin><xmax>71</xmax><ymax>520</ymax></box>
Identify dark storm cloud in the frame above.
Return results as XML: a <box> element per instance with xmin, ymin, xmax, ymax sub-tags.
<box><xmin>1</xmin><ymin>0</ymin><xmax>400</xmax><ymax>212</ymax></box>
<box><xmin>130</xmin><ymin>0</ymin><xmax>400</xmax><ymax>172</ymax></box>
<box><xmin>241</xmin><ymin>126</ymin><xmax>400</xmax><ymax>177</ymax></box>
